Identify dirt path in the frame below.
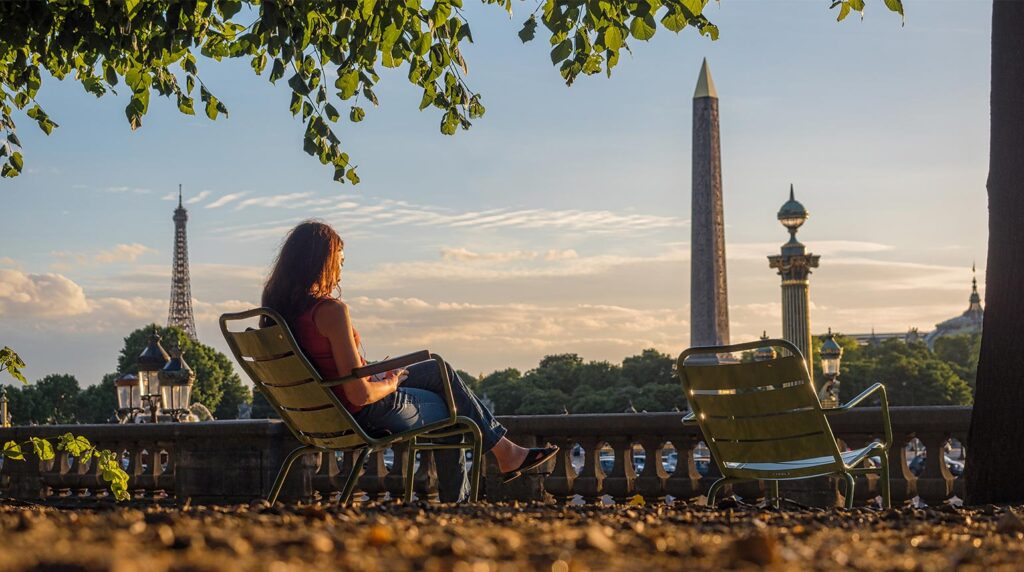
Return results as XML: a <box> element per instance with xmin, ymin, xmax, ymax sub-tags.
<box><xmin>1</xmin><ymin>501</ymin><xmax>1022</xmax><ymax>571</ymax></box>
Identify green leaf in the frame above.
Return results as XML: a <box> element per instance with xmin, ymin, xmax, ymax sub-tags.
<box><xmin>349</xmin><ymin>106</ymin><xmax>365</xmax><ymax>122</ymax></box>
<box><xmin>217</xmin><ymin>0</ymin><xmax>242</xmax><ymax>18</ymax></box>
<box><xmin>837</xmin><ymin>2</ymin><xmax>851</xmax><ymax>21</ymax></box>
<box><xmin>287</xmin><ymin>73</ymin><xmax>311</xmax><ymax>96</ymax></box>
<box><xmin>884</xmin><ymin>0</ymin><xmax>905</xmax><ymax>16</ymax></box>
<box><xmin>345</xmin><ymin>168</ymin><xmax>360</xmax><ymax>185</ymax></box>
<box><xmin>30</xmin><ymin>437</ymin><xmax>55</xmax><ymax>461</ymax></box>
<box><xmin>324</xmin><ymin>103</ymin><xmax>340</xmax><ymax>122</ymax></box>
<box><xmin>518</xmin><ymin>15</ymin><xmax>538</xmax><ymax>43</ymax></box>
<box><xmin>661</xmin><ymin>11</ymin><xmax>688</xmax><ymax>33</ymax></box>
<box><xmin>205</xmin><ymin>96</ymin><xmax>220</xmax><ymax>120</ymax></box>
<box><xmin>177</xmin><ymin>95</ymin><xmax>195</xmax><ymax>115</ymax></box>
<box><xmin>604</xmin><ymin>26</ymin><xmax>625</xmax><ymax>51</ymax></box>
<box><xmin>629</xmin><ymin>15</ymin><xmax>657</xmax><ymax>41</ymax></box>
<box><xmin>3</xmin><ymin>440</ymin><xmax>24</xmax><ymax>461</ymax></box>
<box><xmin>269</xmin><ymin>59</ymin><xmax>285</xmax><ymax>83</ymax></box>
<box><xmin>550</xmin><ymin>40</ymin><xmax>573</xmax><ymax>65</ymax></box>
<box><xmin>10</xmin><ymin>152</ymin><xmax>23</xmax><ymax>171</ymax></box>
<box><xmin>7</xmin><ymin>132</ymin><xmax>22</xmax><ymax>148</ymax></box>
<box><xmin>335</xmin><ymin>69</ymin><xmax>359</xmax><ymax>100</ymax></box>
<box><xmin>57</xmin><ymin>433</ymin><xmax>92</xmax><ymax>457</ymax></box>
<box><xmin>680</xmin><ymin>0</ymin><xmax>706</xmax><ymax>17</ymax></box>
<box><xmin>412</xmin><ymin>33</ymin><xmax>432</xmax><ymax>57</ymax></box>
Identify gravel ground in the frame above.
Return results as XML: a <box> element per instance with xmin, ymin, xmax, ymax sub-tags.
<box><xmin>1</xmin><ymin>500</ymin><xmax>1023</xmax><ymax>571</ymax></box>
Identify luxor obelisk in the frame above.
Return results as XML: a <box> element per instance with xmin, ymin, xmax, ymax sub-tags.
<box><xmin>690</xmin><ymin>59</ymin><xmax>731</xmax><ymax>348</ymax></box>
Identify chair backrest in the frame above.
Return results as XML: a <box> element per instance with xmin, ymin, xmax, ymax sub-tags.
<box><xmin>677</xmin><ymin>340</ymin><xmax>844</xmax><ymax>478</ymax></box>
<box><xmin>220</xmin><ymin>307</ymin><xmax>370</xmax><ymax>450</ymax></box>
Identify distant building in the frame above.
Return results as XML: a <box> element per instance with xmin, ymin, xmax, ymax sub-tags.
<box><xmin>846</xmin><ymin>328</ymin><xmax>924</xmax><ymax>347</ymax></box>
<box><xmin>842</xmin><ymin>269</ymin><xmax>983</xmax><ymax>348</ymax></box>
<box><xmin>924</xmin><ymin>270</ymin><xmax>984</xmax><ymax>347</ymax></box>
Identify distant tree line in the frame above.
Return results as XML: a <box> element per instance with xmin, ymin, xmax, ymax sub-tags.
<box><xmin>751</xmin><ymin>333</ymin><xmax>978</xmax><ymax>407</ymax></box>
<box><xmin>5</xmin><ymin>331</ymin><xmax>978</xmax><ymax>424</ymax></box>
<box><xmin>4</xmin><ymin>325</ymin><xmax>251</xmax><ymax>425</ymax></box>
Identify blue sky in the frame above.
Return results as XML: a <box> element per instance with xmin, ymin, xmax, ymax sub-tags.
<box><xmin>1</xmin><ymin>0</ymin><xmax>991</xmax><ymax>386</ymax></box>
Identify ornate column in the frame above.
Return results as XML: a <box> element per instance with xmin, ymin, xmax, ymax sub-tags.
<box><xmin>768</xmin><ymin>185</ymin><xmax>820</xmax><ymax>372</ymax></box>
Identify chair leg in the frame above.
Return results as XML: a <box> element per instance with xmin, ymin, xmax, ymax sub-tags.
<box><xmin>466</xmin><ymin>420</ymin><xmax>484</xmax><ymax>503</ymax></box>
<box><xmin>339</xmin><ymin>448</ymin><xmax>369</xmax><ymax>506</ymax></box>
<box><xmin>403</xmin><ymin>440</ymin><xmax>417</xmax><ymax>503</ymax></box>
<box><xmin>707</xmin><ymin>477</ymin><xmax>730</xmax><ymax>507</ymax></box>
<box><xmin>842</xmin><ymin>473</ymin><xmax>856</xmax><ymax>509</ymax></box>
<box><xmin>769</xmin><ymin>480</ymin><xmax>780</xmax><ymax>509</ymax></box>
<box><xmin>879</xmin><ymin>452</ymin><xmax>892</xmax><ymax>509</ymax></box>
<box><xmin>268</xmin><ymin>445</ymin><xmax>314</xmax><ymax>506</ymax></box>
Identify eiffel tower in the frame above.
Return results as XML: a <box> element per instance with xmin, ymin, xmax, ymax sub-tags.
<box><xmin>167</xmin><ymin>184</ymin><xmax>197</xmax><ymax>340</ymax></box>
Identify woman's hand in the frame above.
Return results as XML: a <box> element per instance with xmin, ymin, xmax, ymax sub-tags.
<box><xmin>371</xmin><ymin>368</ymin><xmax>408</xmax><ymax>384</ymax></box>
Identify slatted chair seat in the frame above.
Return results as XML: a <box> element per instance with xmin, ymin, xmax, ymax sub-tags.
<box><xmin>678</xmin><ymin>339</ymin><xmax>892</xmax><ymax>509</ymax></box>
<box><xmin>221</xmin><ymin>307</ymin><xmax>484</xmax><ymax>506</ymax></box>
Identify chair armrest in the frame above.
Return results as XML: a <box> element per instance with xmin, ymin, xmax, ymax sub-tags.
<box><xmin>825</xmin><ymin>382</ymin><xmax>892</xmax><ymax>450</ymax></box>
<box><xmin>682</xmin><ymin>412</ymin><xmax>697</xmax><ymax>425</ymax></box>
<box><xmin>321</xmin><ymin>350</ymin><xmax>431</xmax><ymax>387</ymax></box>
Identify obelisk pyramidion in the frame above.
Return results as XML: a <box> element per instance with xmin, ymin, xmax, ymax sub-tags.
<box><xmin>690</xmin><ymin>59</ymin><xmax>731</xmax><ymax>349</ymax></box>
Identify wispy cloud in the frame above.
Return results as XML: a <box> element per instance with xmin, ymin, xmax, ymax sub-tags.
<box><xmin>441</xmin><ymin>248</ymin><xmax>539</xmax><ymax>262</ymax></box>
<box><xmin>217</xmin><ymin>196</ymin><xmax>688</xmax><ymax>240</ymax></box>
<box><xmin>186</xmin><ymin>190</ymin><xmax>212</xmax><ymax>204</ymax></box>
<box><xmin>50</xmin><ymin>243</ymin><xmax>156</xmax><ymax>270</ymax></box>
<box><xmin>206</xmin><ymin>192</ymin><xmax>249</xmax><ymax>209</ymax></box>
<box><xmin>235</xmin><ymin>192</ymin><xmax>315</xmax><ymax>210</ymax></box>
<box><xmin>161</xmin><ymin>192</ymin><xmax>177</xmax><ymax>201</ymax></box>
<box><xmin>104</xmin><ymin>186</ymin><xmax>152</xmax><ymax>195</ymax></box>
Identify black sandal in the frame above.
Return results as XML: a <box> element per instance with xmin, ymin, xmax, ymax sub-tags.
<box><xmin>501</xmin><ymin>446</ymin><xmax>559</xmax><ymax>484</ymax></box>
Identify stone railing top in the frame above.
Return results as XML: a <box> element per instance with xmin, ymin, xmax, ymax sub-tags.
<box><xmin>496</xmin><ymin>406</ymin><xmax>971</xmax><ymax>438</ymax></box>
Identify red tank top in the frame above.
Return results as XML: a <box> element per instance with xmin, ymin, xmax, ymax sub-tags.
<box><xmin>293</xmin><ymin>298</ymin><xmax>366</xmax><ymax>414</ymax></box>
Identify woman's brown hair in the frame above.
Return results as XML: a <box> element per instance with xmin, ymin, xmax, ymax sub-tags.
<box><xmin>260</xmin><ymin>220</ymin><xmax>343</xmax><ymax>327</ymax></box>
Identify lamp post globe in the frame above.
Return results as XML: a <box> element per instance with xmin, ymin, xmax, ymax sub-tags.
<box><xmin>114</xmin><ymin>373</ymin><xmax>142</xmax><ymax>423</ymax></box>
<box><xmin>158</xmin><ymin>348</ymin><xmax>195</xmax><ymax>421</ymax></box>
<box><xmin>754</xmin><ymin>331</ymin><xmax>777</xmax><ymax>362</ymax></box>
<box><xmin>777</xmin><ymin>185</ymin><xmax>810</xmax><ymax>235</ymax></box>
<box><xmin>136</xmin><ymin>329</ymin><xmax>169</xmax><ymax>422</ymax></box>
<box><xmin>819</xmin><ymin>328</ymin><xmax>843</xmax><ymax>408</ymax></box>
<box><xmin>820</xmin><ymin>328</ymin><xmax>843</xmax><ymax>377</ymax></box>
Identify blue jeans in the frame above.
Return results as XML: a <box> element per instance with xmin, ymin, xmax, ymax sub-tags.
<box><xmin>354</xmin><ymin>360</ymin><xmax>507</xmax><ymax>502</ymax></box>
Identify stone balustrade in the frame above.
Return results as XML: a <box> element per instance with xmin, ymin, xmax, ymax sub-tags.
<box><xmin>1</xmin><ymin>407</ymin><xmax>970</xmax><ymax>507</ymax></box>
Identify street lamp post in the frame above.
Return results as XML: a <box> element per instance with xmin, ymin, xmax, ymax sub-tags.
<box><xmin>114</xmin><ymin>373</ymin><xmax>143</xmax><ymax>423</ymax></box>
<box><xmin>1</xmin><ymin>386</ymin><xmax>9</xmax><ymax>427</ymax></box>
<box><xmin>158</xmin><ymin>349</ymin><xmax>195</xmax><ymax>421</ymax></box>
<box><xmin>819</xmin><ymin>328</ymin><xmax>843</xmax><ymax>409</ymax></box>
<box><xmin>136</xmin><ymin>330</ymin><xmax>169</xmax><ymax>423</ymax></box>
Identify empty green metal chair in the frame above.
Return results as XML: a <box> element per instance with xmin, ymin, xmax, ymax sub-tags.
<box><xmin>677</xmin><ymin>339</ymin><xmax>891</xmax><ymax>509</ymax></box>
<box><xmin>220</xmin><ymin>307</ymin><xmax>483</xmax><ymax>506</ymax></box>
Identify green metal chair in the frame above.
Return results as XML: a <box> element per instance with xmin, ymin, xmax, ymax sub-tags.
<box><xmin>220</xmin><ymin>307</ymin><xmax>483</xmax><ymax>506</ymax></box>
<box><xmin>677</xmin><ymin>339</ymin><xmax>892</xmax><ymax>509</ymax></box>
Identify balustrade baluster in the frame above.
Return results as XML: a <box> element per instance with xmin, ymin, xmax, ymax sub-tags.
<box><xmin>574</xmin><ymin>437</ymin><xmax>605</xmax><ymax>504</ymax></box>
<box><xmin>635</xmin><ymin>437</ymin><xmax>668</xmax><ymax>504</ymax></box>
<box><xmin>413</xmin><ymin>450</ymin><xmax>439</xmax><ymax>502</ymax></box>
<box><xmin>917</xmin><ymin>433</ymin><xmax>955</xmax><ymax>503</ymax></box>
<box><xmin>544</xmin><ymin>437</ymin><xmax>578</xmax><ymax>504</ymax></box>
<box><xmin>385</xmin><ymin>443</ymin><xmax>410</xmax><ymax>500</ymax></box>
<box><xmin>358</xmin><ymin>450</ymin><xmax>388</xmax><ymax>501</ymax></box>
<box><xmin>665</xmin><ymin>434</ymin><xmax>703</xmax><ymax>502</ymax></box>
<box><xmin>602</xmin><ymin>437</ymin><xmax>636</xmax><ymax>503</ymax></box>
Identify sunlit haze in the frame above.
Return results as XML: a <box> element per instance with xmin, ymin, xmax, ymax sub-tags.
<box><xmin>0</xmin><ymin>0</ymin><xmax>990</xmax><ymax>385</ymax></box>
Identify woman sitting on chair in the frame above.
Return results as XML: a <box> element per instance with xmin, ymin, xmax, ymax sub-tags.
<box><xmin>260</xmin><ymin>220</ymin><xmax>557</xmax><ymax>503</ymax></box>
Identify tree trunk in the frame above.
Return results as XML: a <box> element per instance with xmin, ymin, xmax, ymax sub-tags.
<box><xmin>965</xmin><ymin>0</ymin><xmax>1024</xmax><ymax>505</ymax></box>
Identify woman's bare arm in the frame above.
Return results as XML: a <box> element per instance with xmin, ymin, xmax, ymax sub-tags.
<box><xmin>313</xmin><ymin>299</ymin><xmax>400</xmax><ymax>406</ymax></box>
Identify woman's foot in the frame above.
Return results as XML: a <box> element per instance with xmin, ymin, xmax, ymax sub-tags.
<box><xmin>501</xmin><ymin>446</ymin><xmax>559</xmax><ymax>484</ymax></box>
